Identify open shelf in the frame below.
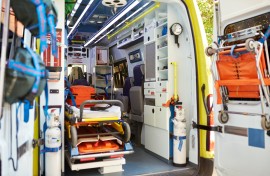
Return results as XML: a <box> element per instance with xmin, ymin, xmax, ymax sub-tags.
<box><xmin>117</xmin><ymin>35</ymin><xmax>144</xmax><ymax>49</ymax></box>
<box><xmin>158</xmin><ymin>57</ymin><xmax>168</xmax><ymax>62</ymax></box>
<box><xmin>157</xmin><ymin>45</ymin><xmax>168</xmax><ymax>51</ymax></box>
<box><xmin>157</xmin><ymin>34</ymin><xmax>167</xmax><ymax>40</ymax></box>
<box><xmin>156</xmin><ymin>21</ymin><xmax>167</xmax><ymax>29</ymax></box>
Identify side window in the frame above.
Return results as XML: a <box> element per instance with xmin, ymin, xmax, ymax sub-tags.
<box><xmin>113</xmin><ymin>59</ymin><xmax>128</xmax><ymax>88</ymax></box>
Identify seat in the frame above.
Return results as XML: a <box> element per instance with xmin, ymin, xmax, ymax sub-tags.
<box><xmin>129</xmin><ymin>64</ymin><xmax>144</xmax><ymax>144</ymax></box>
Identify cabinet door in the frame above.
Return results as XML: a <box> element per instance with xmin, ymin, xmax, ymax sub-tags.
<box><xmin>156</xmin><ymin>81</ymin><xmax>168</xmax><ymax>93</ymax></box>
<box><xmin>155</xmin><ymin>92</ymin><xmax>169</xmax><ymax>107</ymax></box>
<box><xmin>144</xmin><ymin>105</ymin><xmax>155</xmax><ymax>127</ymax></box>
<box><xmin>145</xmin><ymin>42</ymin><xmax>156</xmax><ymax>81</ymax></box>
<box><xmin>155</xmin><ymin>107</ymin><xmax>170</xmax><ymax>130</ymax></box>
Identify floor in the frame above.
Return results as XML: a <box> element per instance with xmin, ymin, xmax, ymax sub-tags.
<box><xmin>65</xmin><ymin>145</ymin><xmax>197</xmax><ymax>176</ymax></box>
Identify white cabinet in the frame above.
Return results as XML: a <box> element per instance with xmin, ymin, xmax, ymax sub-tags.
<box><xmin>155</xmin><ymin>81</ymin><xmax>168</xmax><ymax>93</ymax></box>
<box><xmin>155</xmin><ymin>107</ymin><xmax>170</xmax><ymax>130</ymax></box>
<box><xmin>155</xmin><ymin>92</ymin><xmax>169</xmax><ymax>107</ymax></box>
<box><xmin>143</xmin><ymin>3</ymin><xmax>181</xmax><ymax>161</ymax></box>
<box><xmin>144</xmin><ymin>105</ymin><xmax>155</xmax><ymax>127</ymax></box>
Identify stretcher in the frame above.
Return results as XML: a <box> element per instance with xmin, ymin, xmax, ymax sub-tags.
<box><xmin>205</xmin><ymin>25</ymin><xmax>270</xmax><ymax>130</ymax></box>
<box><xmin>64</xmin><ymin>100</ymin><xmax>133</xmax><ymax>172</ymax></box>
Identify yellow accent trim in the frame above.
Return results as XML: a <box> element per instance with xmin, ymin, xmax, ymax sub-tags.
<box><xmin>33</xmin><ymin>98</ymin><xmax>39</xmax><ymax>176</ymax></box>
<box><xmin>112</xmin><ymin>122</ymin><xmax>124</xmax><ymax>134</ymax></box>
<box><xmin>185</xmin><ymin>0</ymin><xmax>213</xmax><ymax>159</ymax></box>
<box><xmin>107</xmin><ymin>2</ymin><xmax>160</xmax><ymax>39</ymax></box>
<box><xmin>171</xmin><ymin>62</ymin><xmax>178</xmax><ymax>100</ymax></box>
<box><xmin>82</xmin><ymin>117</ymin><xmax>119</xmax><ymax>122</ymax></box>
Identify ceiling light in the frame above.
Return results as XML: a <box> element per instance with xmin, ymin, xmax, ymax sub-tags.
<box><xmin>67</xmin><ymin>0</ymin><xmax>83</xmax><ymax>26</ymax></box>
<box><xmin>102</xmin><ymin>0</ymin><xmax>127</xmax><ymax>7</ymax></box>
<box><xmin>89</xmin><ymin>20</ymin><xmax>96</xmax><ymax>23</ymax></box>
<box><xmin>97</xmin><ymin>21</ymin><xmax>103</xmax><ymax>24</ymax></box>
<box><xmin>68</xmin><ymin>0</ymin><xmax>94</xmax><ymax>38</ymax></box>
<box><xmin>84</xmin><ymin>0</ymin><xmax>141</xmax><ymax>47</ymax></box>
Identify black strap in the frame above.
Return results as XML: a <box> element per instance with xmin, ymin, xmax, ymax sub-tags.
<box><xmin>192</xmin><ymin>121</ymin><xmax>223</xmax><ymax>133</ymax></box>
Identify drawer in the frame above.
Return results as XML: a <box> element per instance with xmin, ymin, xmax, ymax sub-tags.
<box><xmin>155</xmin><ymin>107</ymin><xmax>170</xmax><ymax>130</ymax></box>
<box><xmin>144</xmin><ymin>82</ymin><xmax>156</xmax><ymax>89</ymax></box>
<box><xmin>144</xmin><ymin>105</ymin><xmax>155</xmax><ymax>127</ymax></box>
<box><xmin>156</xmin><ymin>81</ymin><xmax>168</xmax><ymax>93</ymax></box>
<box><xmin>155</xmin><ymin>92</ymin><xmax>169</xmax><ymax>107</ymax></box>
<box><xmin>144</xmin><ymin>88</ymin><xmax>155</xmax><ymax>96</ymax></box>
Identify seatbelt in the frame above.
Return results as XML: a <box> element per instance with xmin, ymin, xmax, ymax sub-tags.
<box><xmin>48</xmin><ymin>13</ymin><xmax>58</xmax><ymax>58</ymax></box>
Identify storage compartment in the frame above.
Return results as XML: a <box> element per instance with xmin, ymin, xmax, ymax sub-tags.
<box><xmin>155</xmin><ymin>107</ymin><xmax>170</xmax><ymax>130</ymax></box>
<box><xmin>155</xmin><ymin>92</ymin><xmax>169</xmax><ymax>107</ymax></box>
<box><xmin>144</xmin><ymin>21</ymin><xmax>156</xmax><ymax>44</ymax></box>
<box><xmin>144</xmin><ymin>105</ymin><xmax>155</xmax><ymax>127</ymax></box>
<box><xmin>156</xmin><ymin>81</ymin><xmax>168</xmax><ymax>93</ymax></box>
<box><xmin>144</xmin><ymin>89</ymin><xmax>155</xmax><ymax>97</ymax></box>
<box><xmin>144</xmin><ymin>82</ymin><xmax>156</xmax><ymax>89</ymax></box>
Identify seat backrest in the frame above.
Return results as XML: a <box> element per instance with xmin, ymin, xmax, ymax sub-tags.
<box><xmin>133</xmin><ymin>64</ymin><xmax>145</xmax><ymax>86</ymax></box>
<box><xmin>69</xmin><ymin>67</ymin><xmax>84</xmax><ymax>83</ymax></box>
<box><xmin>123</xmin><ymin>77</ymin><xmax>133</xmax><ymax>97</ymax></box>
<box><xmin>130</xmin><ymin>86</ymin><xmax>144</xmax><ymax>116</ymax></box>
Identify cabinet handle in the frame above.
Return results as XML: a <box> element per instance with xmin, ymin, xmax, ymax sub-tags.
<box><xmin>148</xmin><ymin>37</ymin><xmax>150</xmax><ymax>41</ymax></box>
<box><xmin>160</xmin><ymin>108</ymin><xmax>161</xmax><ymax>111</ymax></box>
<box><xmin>152</xmin><ymin>109</ymin><xmax>155</xmax><ymax>114</ymax></box>
<box><xmin>160</xmin><ymin>83</ymin><xmax>161</xmax><ymax>86</ymax></box>
<box><xmin>160</xmin><ymin>94</ymin><xmax>162</xmax><ymax>97</ymax></box>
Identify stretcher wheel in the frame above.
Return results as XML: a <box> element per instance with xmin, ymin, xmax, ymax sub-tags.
<box><xmin>122</xmin><ymin>122</ymin><xmax>131</xmax><ymax>143</ymax></box>
<box><xmin>70</xmin><ymin>126</ymin><xmax>78</xmax><ymax>148</ymax></box>
<box><xmin>245</xmin><ymin>38</ymin><xmax>255</xmax><ymax>51</ymax></box>
<box><xmin>218</xmin><ymin>111</ymin><xmax>229</xmax><ymax>124</ymax></box>
<box><xmin>261</xmin><ymin>115</ymin><xmax>270</xmax><ymax>131</ymax></box>
<box><xmin>205</xmin><ymin>46</ymin><xmax>216</xmax><ymax>57</ymax></box>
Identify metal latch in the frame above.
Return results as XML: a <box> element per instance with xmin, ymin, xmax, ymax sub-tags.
<box><xmin>192</xmin><ymin>121</ymin><xmax>223</xmax><ymax>133</ymax></box>
<box><xmin>32</xmin><ymin>138</ymin><xmax>44</xmax><ymax>148</ymax></box>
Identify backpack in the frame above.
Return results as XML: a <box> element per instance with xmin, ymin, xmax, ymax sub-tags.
<box><xmin>5</xmin><ymin>47</ymin><xmax>47</xmax><ymax>104</ymax></box>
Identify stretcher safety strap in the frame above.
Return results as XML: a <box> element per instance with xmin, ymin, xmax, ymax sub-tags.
<box><xmin>173</xmin><ymin>136</ymin><xmax>186</xmax><ymax>151</ymax></box>
<box><xmin>48</xmin><ymin>13</ymin><xmax>58</xmax><ymax>58</ymax></box>
<box><xmin>31</xmin><ymin>0</ymin><xmax>47</xmax><ymax>53</ymax></box>
<box><xmin>40</xmin><ymin>146</ymin><xmax>62</xmax><ymax>154</ymax></box>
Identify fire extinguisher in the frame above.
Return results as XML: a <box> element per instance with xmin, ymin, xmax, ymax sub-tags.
<box><xmin>44</xmin><ymin>109</ymin><xmax>61</xmax><ymax>176</ymax></box>
<box><xmin>172</xmin><ymin>102</ymin><xmax>186</xmax><ymax>166</ymax></box>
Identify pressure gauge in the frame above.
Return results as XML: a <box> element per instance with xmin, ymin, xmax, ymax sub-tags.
<box><xmin>170</xmin><ymin>23</ymin><xmax>183</xmax><ymax>47</ymax></box>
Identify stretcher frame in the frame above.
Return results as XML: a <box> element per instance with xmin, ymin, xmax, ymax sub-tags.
<box><xmin>64</xmin><ymin>100</ymin><xmax>134</xmax><ymax>173</ymax></box>
<box><xmin>206</xmin><ymin>26</ymin><xmax>270</xmax><ymax>130</ymax></box>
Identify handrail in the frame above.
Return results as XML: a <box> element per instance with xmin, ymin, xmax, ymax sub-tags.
<box><xmin>107</xmin><ymin>2</ymin><xmax>160</xmax><ymax>40</ymax></box>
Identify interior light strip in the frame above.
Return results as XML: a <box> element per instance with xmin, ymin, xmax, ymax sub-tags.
<box><xmin>84</xmin><ymin>0</ymin><xmax>141</xmax><ymax>47</ymax></box>
<box><xmin>94</xmin><ymin>1</ymin><xmax>151</xmax><ymax>44</ymax></box>
<box><xmin>67</xmin><ymin>0</ymin><xmax>94</xmax><ymax>38</ymax></box>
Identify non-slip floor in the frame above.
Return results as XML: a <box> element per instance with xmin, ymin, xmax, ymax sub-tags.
<box><xmin>65</xmin><ymin>145</ymin><xmax>197</xmax><ymax>176</ymax></box>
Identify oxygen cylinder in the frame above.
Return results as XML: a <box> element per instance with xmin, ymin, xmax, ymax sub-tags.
<box><xmin>172</xmin><ymin>102</ymin><xmax>186</xmax><ymax>166</ymax></box>
<box><xmin>45</xmin><ymin>109</ymin><xmax>61</xmax><ymax>176</ymax></box>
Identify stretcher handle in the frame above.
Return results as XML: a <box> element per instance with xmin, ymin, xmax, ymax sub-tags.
<box><xmin>79</xmin><ymin>100</ymin><xmax>124</xmax><ymax>120</ymax></box>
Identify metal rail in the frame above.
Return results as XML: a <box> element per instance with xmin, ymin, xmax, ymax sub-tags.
<box><xmin>0</xmin><ymin>0</ymin><xmax>10</xmax><ymax>118</ymax></box>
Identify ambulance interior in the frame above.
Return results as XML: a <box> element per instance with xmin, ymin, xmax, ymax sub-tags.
<box><xmin>64</xmin><ymin>0</ymin><xmax>202</xmax><ymax>175</ymax></box>
<box><xmin>0</xmin><ymin>0</ymin><xmax>270</xmax><ymax>176</ymax></box>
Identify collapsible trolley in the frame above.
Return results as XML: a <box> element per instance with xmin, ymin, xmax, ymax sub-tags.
<box><xmin>64</xmin><ymin>100</ymin><xmax>133</xmax><ymax>173</ymax></box>
<box><xmin>206</xmin><ymin>24</ymin><xmax>270</xmax><ymax>130</ymax></box>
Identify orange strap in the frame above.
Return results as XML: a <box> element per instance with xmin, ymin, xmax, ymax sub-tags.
<box><xmin>215</xmin><ymin>78</ymin><xmax>270</xmax><ymax>104</ymax></box>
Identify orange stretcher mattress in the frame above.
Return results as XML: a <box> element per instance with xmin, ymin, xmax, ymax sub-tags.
<box><xmin>78</xmin><ymin>140</ymin><xmax>120</xmax><ymax>154</ymax></box>
<box><xmin>66</xmin><ymin>85</ymin><xmax>95</xmax><ymax>107</ymax></box>
<box><xmin>216</xmin><ymin>47</ymin><xmax>267</xmax><ymax>101</ymax></box>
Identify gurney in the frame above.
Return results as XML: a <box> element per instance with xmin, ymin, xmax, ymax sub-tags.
<box><xmin>64</xmin><ymin>100</ymin><xmax>133</xmax><ymax>172</ymax></box>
